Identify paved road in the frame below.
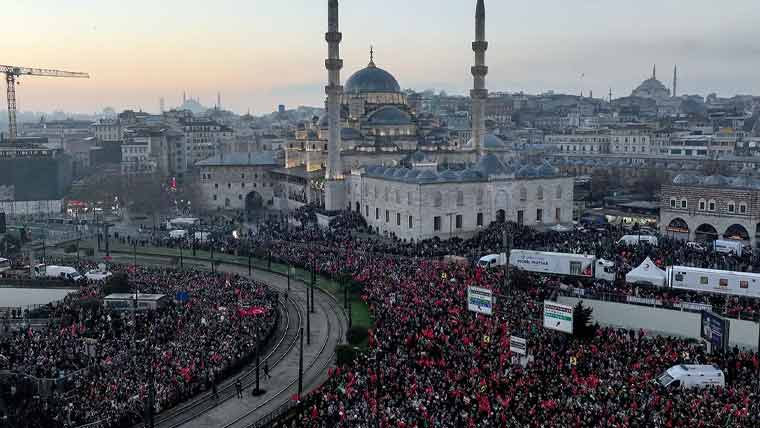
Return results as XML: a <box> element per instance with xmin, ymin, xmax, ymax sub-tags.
<box><xmin>90</xmin><ymin>251</ymin><xmax>348</xmax><ymax>428</ymax></box>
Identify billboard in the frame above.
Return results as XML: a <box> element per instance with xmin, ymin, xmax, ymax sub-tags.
<box><xmin>467</xmin><ymin>286</ymin><xmax>494</xmax><ymax>316</ymax></box>
<box><xmin>510</xmin><ymin>336</ymin><xmax>527</xmax><ymax>355</ymax></box>
<box><xmin>700</xmin><ymin>311</ymin><xmax>730</xmax><ymax>353</ymax></box>
<box><xmin>543</xmin><ymin>301</ymin><xmax>574</xmax><ymax>334</ymax></box>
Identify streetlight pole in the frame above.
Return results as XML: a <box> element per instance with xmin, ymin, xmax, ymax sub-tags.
<box><xmin>179</xmin><ymin>245</ymin><xmax>183</xmax><ymax>269</ymax></box>
<box><xmin>310</xmin><ymin>268</ymin><xmax>315</xmax><ymax>314</ymax></box>
<box><xmin>306</xmin><ymin>285</ymin><xmax>311</xmax><ymax>346</ymax></box>
<box><xmin>298</xmin><ymin>327</ymin><xmax>303</xmax><ymax>399</ymax></box>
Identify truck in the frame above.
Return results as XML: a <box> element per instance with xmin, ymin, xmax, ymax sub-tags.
<box><xmin>665</xmin><ymin>266</ymin><xmax>760</xmax><ymax>298</ymax></box>
<box><xmin>32</xmin><ymin>264</ymin><xmax>84</xmax><ymax>283</ymax></box>
<box><xmin>713</xmin><ymin>239</ymin><xmax>744</xmax><ymax>256</ymax></box>
<box><xmin>656</xmin><ymin>365</ymin><xmax>725</xmax><ymax>389</ymax></box>
<box><xmin>168</xmin><ymin>229</ymin><xmax>187</xmax><ymax>239</ymax></box>
<box><xmin>506</xmin><ymin>250</ymin><xmax>616</xmax><ymax>282</ymax></box>
<box><xmin>85</xmin><ymin>269</ymin><xmax>113</xmax><ymax>282</ymax></box>
<box><xmin>477</xmin><ymin>253</ymin><xmax>507</xmax><ymax>269</ymax></box>
<box><xmin>617</xmin><ymin>235</ymin><xmax>658</xmax><ymax>247</ymax></box>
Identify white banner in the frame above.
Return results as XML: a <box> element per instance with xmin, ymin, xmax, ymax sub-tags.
<box><xmin>467</xmin><ymin>286</ymin><xmax>494</xmax><ymax>316</ymax></box>
<box><xmin>543</xmin><ymin>301</ymin><xmax>574</xmax><ymax>334</ymax></box>
<box><xmin>509</xmin><ymin>336</ymin><xmax>527</xmax><ymax>355</ymax></box>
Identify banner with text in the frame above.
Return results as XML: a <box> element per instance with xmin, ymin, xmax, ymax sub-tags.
<box><xmin>510</xmin><ymin>336</ymin><xmax>527</xmax><ymax>355</ymax></box>
<box><xmin>467</xmin><ymin>286</ymin><xmax>494</xmax><ymax>316</ymax></box>
<box><xmin>543</xmin><ymin>301</ymin><xmax>574</xmax><ymax>334</ymax></box>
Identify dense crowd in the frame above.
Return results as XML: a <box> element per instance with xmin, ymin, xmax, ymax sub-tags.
<box><xmin>0</xmin><ymin>263</ymin><xmax>277</xmax><ymax>428</ymax></box>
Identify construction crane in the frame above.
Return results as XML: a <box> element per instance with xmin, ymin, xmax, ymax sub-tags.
<box><xmin>0</xmin><ymin>64</ymin><xmax>89</xmax><ymax>143</ymax></box>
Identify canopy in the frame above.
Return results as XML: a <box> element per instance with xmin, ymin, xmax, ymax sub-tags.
<box><xmin>625</xmin><ymin>257</ymin><xmax>666</xmax><ymax>287</ymax></box>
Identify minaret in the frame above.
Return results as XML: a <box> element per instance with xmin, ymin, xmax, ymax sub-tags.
<box><xmin>672</xmin><ymin>65</ymin><xmax>677</xmax><ymax>97</ymax></box>
<box><xmin>217</xmin><ymin>92</ymin><xmax>222</xmax><ymax>110</ymax></box>
<box><xmin>324</xmin><ymin>0</ymin><xmax>346</xmax><ymax>211</ymax></box>
<box><xmin>652</xmin><ymin>64</ymin><xmax>657</xmax><ymax>80</ymax></box>
<box><xmin>470</xmin><ymin>0</ymin><xmax>488</xmax><ymax>155</ymax></box>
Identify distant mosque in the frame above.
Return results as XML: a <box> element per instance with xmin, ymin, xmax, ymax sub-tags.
<box><xmin>632</xmin><ymin>65</ymin><xmax>678</xmax><ymax>100</ymax></box>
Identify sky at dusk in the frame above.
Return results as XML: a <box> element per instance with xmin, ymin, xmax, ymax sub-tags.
<box><xmin>2</xmin><ymin>0</ymin><xmax>760</xmax><ymax>115</ymax></box>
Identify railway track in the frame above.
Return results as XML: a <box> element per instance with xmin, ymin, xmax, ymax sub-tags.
<box><xmin>149</xmin><ymin>294</ymin><xmax>302</xmax><ymax>428</ymax></box>
<box><xmin>218</xmin><ymin>290</ymin><xmax>344</xmax><ymax>428</ymax></box>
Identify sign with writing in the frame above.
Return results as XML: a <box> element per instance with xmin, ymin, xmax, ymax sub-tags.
<box><xmin>543</xmin><ymin>301</ymin><xmax>574</xmax><ymax>334</ymax></box>
<box><xmin>467</xmin><ymin>286</ymin><xmax>494</xmax><ymax>316</ymax></box>
<box><xmin>701</xmin><ymin>311</ymin><xmax>730</xmax><ymax>353</ymax></box>
<box><xmin>509</xmin><ymin>336</ymin><xmax>527</xmax><ymax>355</ymax></box>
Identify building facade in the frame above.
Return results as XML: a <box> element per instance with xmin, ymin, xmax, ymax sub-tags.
<box><xmin>197</xmin><ymin>152</ymin><xmax>279</xmax><ymax>211</ymax></box>
<box><xmin>661</xmin><ymin>173</ymin><xmax>760</xmax><ymax>247</ymax></box>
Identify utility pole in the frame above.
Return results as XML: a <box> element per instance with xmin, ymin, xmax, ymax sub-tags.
<box><xmin>343</xmin><ymin>276</ymin><xmax>348</xmax><ymax>309</ymax></box>
<box><xmin>298</xmin><ymin>327</ymin><xmax>304</xmax><ymax>399</ymax></box>
<box><xmin>503</xmin><ymin>226</ymin><xmax>512</xmax><ymax>294</ymax></box>
<box><xmin>306</xmin><ymin>285</ymin><xmax>311</xmax><ymax>345</ymax></box>
<box><xmin>287</xmin><ymin>266</ymin><xmax>291</xmax><ymax>292</ymax></box>
<box><xmin>310</xmin><ymin>268</ymin><xmax>315</xmax><ymax>314</ymax></box>
<box><xmin>105</xmin><ymin>223</ymin><xmax>110</xmax><ymax>257</ymax></box>
<box><xmin>248</xmin><ymin>248</ymin><xmax>252</xmax><ymax>277</ymax></box>
<box><xmin>133</xmin><ymin>241</ymin><xmax>137</xmax><ymax>266</ymax></box>
<box><xmin>179</xmin><ymin>245</ymin><xmax>183</xmax><ymax>269</ymax></box>
<box><xmin>41</xmin><ymin>240</ymin><xmax>46</xmax><ymax>264</ymax></box>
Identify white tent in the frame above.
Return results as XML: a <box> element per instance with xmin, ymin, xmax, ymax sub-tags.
<box><xmin>625</xmin><ymin>257</ymin><xmax>666</xmax><ymax>287</ymax></box>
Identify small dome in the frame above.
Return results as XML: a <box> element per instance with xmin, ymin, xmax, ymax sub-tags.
<box><xmin>417</xmin><ymin>170</ymin><xmax>439</xmax><ymax>182</ymax></box>
<box><xmin>731</xmin><ymin>175</ymin><xmax>754</xmax><ymax>188</ymax></box>
<box><xmin>439</xmin><ymin>170</ymin><xmax>460</xmax><ymax>181</ymax></box>
<box><xmin>383</xmin><ymin>168</ymin><xmax>397</xmax><ymax>178</ymax></box>
<box><xmin>702</xmin><ymin>175</ymin><xmax>730</xmax><ymax>186</ymax></box>
<box><xmin>394</xmin><ymin>168</ymin><xmax>408</xmax><ymax>178</ymax></box>
<box><xmin>367</xmin><ymin>106</ymin><xmax>412</xmax><ymax>126</ymax></box>
<box><xmin>467</xmin><ymin>134</ymin><xmax>508</xmax><ymax>150</ymax></box>
<box><xmin>345</xmin><ymin>62</ymin><xmax>401</xmax><ymax>94</ymax></box>
<box><xmin>405</xmin><ymin>169</ymin><xmax>421</xmax><ymax>179</ymax></box>
<box><xmin>537</xmin><ymin>162</ymin><xmax>558</xmax><ymax>177</ymax></box>
<box><xmin>516</xmin><ymin>165</ymin><xmax>538</xmax><ymax>178</ymax></box>
<box><xmin>460</xmin><ymin>169</ymin><xmax>483</xmax><ymax>180</ymax></box>
<box><xmin>341</xmin><ymin>127</ymin><xmax>362</xmax><ymax>140</ymax></box>
<box><xmin>672</xmin><ymin>173</ymin><xmax>701</xmax><ymax>185</ymax></box>
<box><xmin>476</xmin><ymin>153</ymin><xmax>509</xmax><ymax>176</ymax></box>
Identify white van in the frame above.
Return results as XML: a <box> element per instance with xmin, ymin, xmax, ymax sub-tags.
<box><xmin>477</xmin><ymin>253</ymin><xmax>507</xmax><ymax>269</ymax></box>
<box><xmin>33</xmin><ymin>265</ymin><xmax>84</xmax><ymax>283</ymax></box>
<box><xmin>617</xmin><ymin>235</ymin><xmax>658</xmax><ymax>247</ymax></box>
<box><xmin>657</xmin><ymin>365</ymin><xmax>725</xmax><ymax>389</ymax></box>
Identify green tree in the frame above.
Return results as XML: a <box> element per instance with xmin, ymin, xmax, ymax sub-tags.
<box><xmin>573</xmin><ymin>301</ymin><xmax>597</xmax><ymax>339</ymax></box>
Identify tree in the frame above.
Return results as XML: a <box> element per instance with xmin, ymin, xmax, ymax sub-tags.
<box><xmin>573</xmin><ymin>301</ymin><xmax>597</xmax><ymax>339</ymax></box>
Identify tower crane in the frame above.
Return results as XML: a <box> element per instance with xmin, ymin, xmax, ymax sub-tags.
<box><xmin>0</xmin><ymin>64</ymin><xmax>89</xmax><ymax>143</ymax></box>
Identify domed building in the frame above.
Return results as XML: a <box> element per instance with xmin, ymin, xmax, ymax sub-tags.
<box><xmin>632</xmin><ymin>65</ymin><xmax>671</xmax><ymax>100</ymax></box>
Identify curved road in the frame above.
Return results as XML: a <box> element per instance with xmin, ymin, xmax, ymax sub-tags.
<box><xmin>80</xmin><ymin>251</ymin><xmax>347</xmax><ymax>428</ymax></box>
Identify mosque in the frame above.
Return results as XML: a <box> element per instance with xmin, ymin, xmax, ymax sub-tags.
<box><xmin>198</xmin><ymin>0</ymin><xmax>574</xmax><ymax>241</ymax></box>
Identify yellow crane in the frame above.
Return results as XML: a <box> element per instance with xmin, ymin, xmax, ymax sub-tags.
<box><xmin>0</xmin><ymin>64</ymin><xmax>89</xmax><ymax>143</ymax></box>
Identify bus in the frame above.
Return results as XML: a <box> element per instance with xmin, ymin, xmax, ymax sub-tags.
<box><xmin>104</xmin><ymin>293</ymin><xmax>171</xmax><ymax>312</ymax></box>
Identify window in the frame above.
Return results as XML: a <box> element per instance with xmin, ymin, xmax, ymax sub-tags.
<box><xmin>227</xmin><ymin>183</ymin><xmax>231</xmax><ymax>189</ymax></box>
<box><xmin>433</xmin><ymin>216</ymin><xmax>441</xmax><ymax>231</ymax></box>
<box><xmin>408</xmin><ymin>192</ymin><xmax>413</xmax><ymax>205</ymax></box>
<box><xmin>213</xmin><ymin>195</ymin><xmax>217</xmax><ymax>201</ymax></box>
<box><xmin>700</xmin><ymin>276</ymin><xmax>709</xmax><ymax>285</ymax></box>
<box><xmin>241</xmin><ymin>174</ymin><xmax>245</xmax><ymax>179</ymax></box>
<box><xmin>537</xmin><ymin>186</ymin><xmax>544</xmax><ymax>201</ymax></box>
<box><xmin>728</xmin><ymin>201</ymin><xmax>735</xmax><ymax>214</ymax></box>
<box><xmin>477</xmin><ymin>212</ymin><xmax>483</xmax><ymax>227</ymax></box>
<box><xmin>238</xmin><ymin>194</ymin><xmax>242</xmax><ymax>200</ymax></box>
<box><xmin>433</xmin><ymin>191</ymin><xmax>442</xmax><ymax>207</ymax></box>
<box><xmin>709</xmin><ymin>200</ymin><xmax>716</xmax><ymax>211</ymax></box>
<box><xmin>517</xmin><ymin>210</ymin><xmax>524</xmax><ymax>225</ymax></box>
<box><xmin>556</xmin><ymin>186</ymin><xmax>563</xmax><ymax>200</ymax></box>
<box><xmin>395</xmin><ymin>213</ymin><xmax>400</xmax><ymax>226</ymax></box>
<box><xmin>455</xmin><ymin>215</ymin><xmax>463</xmax><ymax>229</ymax></box>
<box><xmin>457</xmin><ymin>191</ymin><xmax>464</xmax><ymax>207</ymax></box>
<box><xmin>476</xmin><ymin>190</ymin><xmax>484</xmax><ymax>206</ymax></box>
<box><xmin>395</xmin><ymin>191</ymin><xmax>400</xmax><ymax>204</ymax></box>
<box><xmin>740</xmin><ymin>203</ymin><xmax>747</xmax><ymax>214</ymax></box>
<box><xmin>365</xmin><ymin>205</ymin><xmax>369</xmax><ymax>217</ymax></box>
<box><xmin>385</xmin><ymin>210</ymin><xmax>389</xmax><ymax>223</ymax></box>
<box><xmin>215</xmin><ymin>183</ymin><xmax>219</xmax><ymax>189</ymax></box>
<box><xmin>520</xmin><ymin>187</ymin><xmax>527</xmax><ymax>202</ymax></box>
<box><xmin>536</xmin><ymin>209</ymin><xmax>543</xmax><ymax>223</ymax></box>
<box><xmin>555</xmin><ymin>208</ymin><xmax>561</xmax><ymax>223</ymax></box>
<box><xmin>699</xmin><ymin>199</ymin><xmax>706</xmax><ymax>211</ymax></box>
<box><xmin>242</xmin><ymin>182</ymin><xmax>245</xmax><ymax>188</ymax></box>
<box><xmin>408</xmin><ymin>215</ymin><xmax>413</xmax><ymax>229</ymax></box>
<box><xmin>670</xmin><ymin>198</ymin><xmax>676</xmax><ymax>208</ymax></box>
<box><xmin>681</xmin><ymin>199</ymin><xmax>687</xmax><ymax>209</ymax></box>
<box><xmin>375</xmin><ymin>208</ymin><xmax>379</xmax><ymax>220</ymax></box>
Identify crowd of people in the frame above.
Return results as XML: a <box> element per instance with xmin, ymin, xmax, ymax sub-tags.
<box><xmin>0</xmin><ymin>263</ymin><xmax>277</xmax><ymax>428</ymax></box>
<box><xmin>34</xmin><ymin>204</ymin><xmax>760</xmax><ymax>427</ymax></box>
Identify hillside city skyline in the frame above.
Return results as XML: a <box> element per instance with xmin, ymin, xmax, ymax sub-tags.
<box><xmin>2</xmin><ymin>0</ymin><xmax>759</xmax><ymax>114</ymax></box>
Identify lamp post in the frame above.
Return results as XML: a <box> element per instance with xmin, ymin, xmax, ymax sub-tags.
<box><xmin>306</xmin><ymin>285</ymin><xmax>311</xmax><ymax>346</ymax></box>
<box><xmin>178</xmin><ymin>245</ymin><xmax>183</xmax><ymax>269</ymax></box>
<box><xmin>133</xmin><ymin>241</ymin><xmax>137</xmax><ymax>266</ymax></box>
<box><xmin>298</xmin><ymin>327</ymin><xmax>304</xmax><ymax>399</ymax></box>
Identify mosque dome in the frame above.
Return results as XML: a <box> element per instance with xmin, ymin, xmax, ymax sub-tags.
<box><xmin>345</xmin><ymin>59</ymin><xmax>401</xmax><ymax>94</ymax></box>
<box><xmin>672</xmin><ymin>173</ymin><xmax>701</xmax><ymax>186</ymax></box>
<box><xmin>466</xmin><ymin>134</ymin><xmax>508</xmax><ymax>150</ymax></box>
<box><xmin>702</xmin><ymin>175</ymin><xmax>730</xmax><ymax>187</ymax></box>
<box><xmin>366</xmin><ymin>106</ymin><xmax>412</xmax><ymax>126</ymax></box>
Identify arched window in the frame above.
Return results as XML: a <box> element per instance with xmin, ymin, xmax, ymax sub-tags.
<box><xmin>681</xmin><ymin>199</ymin><xmax>687</xmax><ymax>209</ymax></box>
<box><xmin>727</xmin><ymin>201</ymin><xmax>736</xmax><ymax>214</ymax></box>
<box><xmin>537</xmin><ymin>186</ymin><xmax>544</xmax><ymax>201</ymax></box>
<box><xmin>520</xmin><ymin>187</ymin><xmax>527</xmax><ymax>202</ymax></box>
<box><xmin>708</xmin><ymin>200</ymin><xmax>716</xmax><ymax>212</ymax></box>
<box><xmin>476</xmin><ymin>189</ymin><xmax>484</xmax><ymax>206</ymax></box>
<box><xmin>699</xmin><ymin>199</ymin><xmax>706</xmax><ymax>211</ymax></box>
<box><xmin>457</xmin><ymin>190</ymin><xmax>465</xmax><ymax>207</ymax></box>
<box><xmin>739</xmin><ymin>202</ymin><xmax>748</xmax><ymax>214</ymax></box>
